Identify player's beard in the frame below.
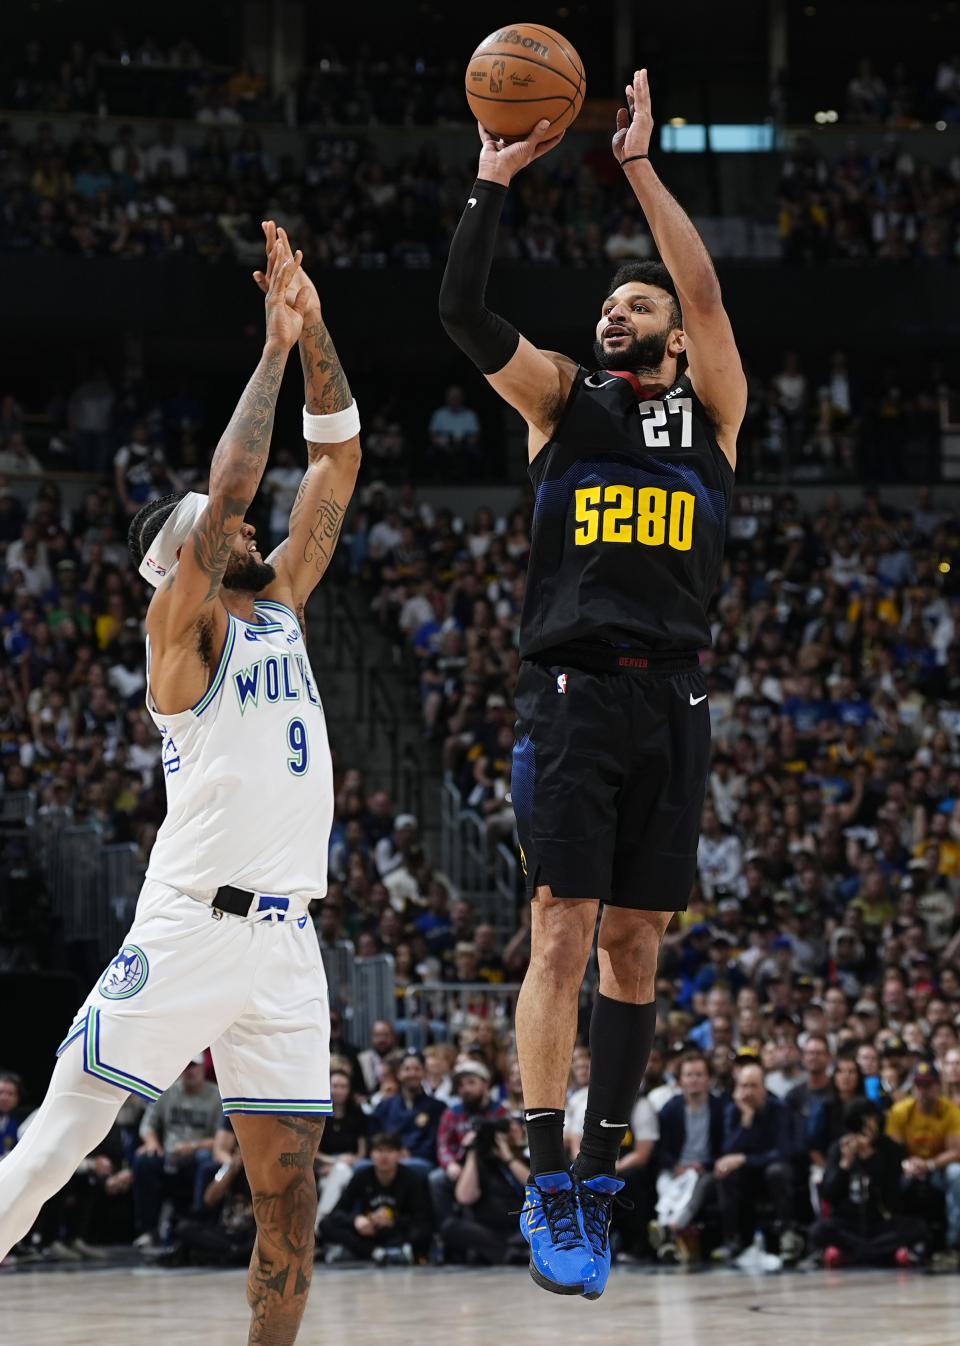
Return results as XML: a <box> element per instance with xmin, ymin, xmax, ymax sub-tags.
<box><xmin>593</xmin><ymin>325</ymin><xmax>672</xmax><ymax>374</ymax></box>
<box><xmin>221</xmin><ymin>552</ymin><xmax>276</xmax><ymax>592</ymax></box>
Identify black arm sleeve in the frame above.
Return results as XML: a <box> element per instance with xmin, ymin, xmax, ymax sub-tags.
<box><xmin>438</xmin><ymin>180</ymin><xmax>521</xmax><ymax>376</ymax></box>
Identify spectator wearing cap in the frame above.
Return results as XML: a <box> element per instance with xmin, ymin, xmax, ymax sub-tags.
<box><xmin>431</xmin><ymin>1061</ymin><xmax>507</xmax><ymax>1228</ymax></box>
<box><xmin>714</xmin><ymin>894</ymin><xmax>744</xmax><ymax>940</ymax></box>
<box><xmin>887</xmin><ymin>1061</ymin><xmax>960</xmax><ymax>1265</ymax></box>
<box><xmin>319</xmin><ymin>1132</ymin><xmax>433</xmax><ymax>1265</ymax></box>
<box><xmin>880</xmin><ymin>1039</ymin><xmax>912</xmax><ymax>1103</ymax></box>
<box><xmin>809</xmin><ymin>1098</ymin><xmax>929</xmax><ymax>1268</ymax></box>
<box><xmin>441</xmin><ymin>1112</ymin><xmax>530</xmax><ymax>1266</ymax></box>
<box><xmin>370</xmin><ymin>1052</ymin><xmax>445</xmax><ymax>1174</ymax></box>
<box><xmin>713</xmin><ymin>1062</ymin><xmax>802</xmax><ymax>1262</ymax></box>
<box><xmin>851</xmin><ymin>998</ymin><xmax>883</xmax><ymax>1040</ymax></box>
<box><xmin>375</xmin><ymin>813</ymin><xmax>419</xmax><ymax>879</ymax></box>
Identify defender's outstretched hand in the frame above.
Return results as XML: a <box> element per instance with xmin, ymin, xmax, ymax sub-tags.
<box><xmin>613</xmin><ymin>68</ymin><xmax>654</xmax><ymax>163</ymax></box>
<box><xmin>253</xmin><ymin>221</ymin><xmax>321</xmax><ymax>316</ymax></box>
<box><xmin>262</xmin><ymin>231</ymin><xmax>311</xmax><ymax>349</ymax></box>
<box><xmin>476</xmin><ymin>118</ymin><xmax>565</xmax><ymax>186</ymax></box>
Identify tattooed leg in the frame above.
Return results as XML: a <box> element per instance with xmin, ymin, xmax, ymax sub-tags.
<box><xmin>233</xmin><ymin>1114</ymin><xmax>325</xmax><ymax>1346</ymax></box>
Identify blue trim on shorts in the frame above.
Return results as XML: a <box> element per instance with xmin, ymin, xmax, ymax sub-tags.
<box><xmin>56</xmin><ymin>1006</ymin><xmax>164</xmax><ymax>1101</ymax></box>
<box><xmin>221</xmin><ymin>1096</ymin><xmax>333</xmax><ymax>1115</ymax></box>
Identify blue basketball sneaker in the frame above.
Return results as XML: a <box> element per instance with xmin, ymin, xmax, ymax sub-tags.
<box><xmin>577</xmin><ymin>1174</ymin><xmax>625</xmax><ymax>1298</ymax></box>
<box><xmin>520</xmin><ymin>1171</ymin><xmax>599</xmax><ymax>1297</ymax></box>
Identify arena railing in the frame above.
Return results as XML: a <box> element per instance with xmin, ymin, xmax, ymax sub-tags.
<box><xmin>400</xmin><ymin>981</ymin><xmax>522</xmax><ymax>1048</ymax></box>
<box><xmin>439</xmin><ymin>779</ymin><xmax>521</xmax><ymax>932</ymax></box>
<box><xmin>316</xmin><ymin>586</ymin><xmax>423</xmax><ymax>814</ymax></box>
<box><xmin>30</xmin><ymin>821</ymin><xmax>143</xmax><ymax>958</ymax></box>
<box><xmin>351</xmin><ymin>953</ymin><xmax>397</xmax><ymax>1054</ymax></box>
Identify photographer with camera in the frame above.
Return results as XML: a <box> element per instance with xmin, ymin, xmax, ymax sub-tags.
<box><xmin>441</xmin><ymin>1115</ymin><xmax>530</xmax><ymax>1265</ymax></box>
<box><xmin>431</xmin><ymin>1061</ymin><xmax>508</xmax><ymax>1228</ymax></box>
<box><xmin>809</xmin><ymin>1098</ymin><xmax>929</xmax><ymax>1268</ymax></box>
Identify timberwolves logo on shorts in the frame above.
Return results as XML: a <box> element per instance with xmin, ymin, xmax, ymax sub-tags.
<box><xmin>98</xmin><ymin>944</ymin><xmax>150</xmax><ymax>1000</ymax></box>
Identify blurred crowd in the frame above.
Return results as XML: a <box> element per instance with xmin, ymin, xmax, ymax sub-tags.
<box><xmin>4</xmin><ymin>33</ymin><xmax>281</xmax><ymax>124</ymax></box>
<box><xmin>778</xmin><ymin>132</ymin><xmax>960</xmax><ymax>264</ymax></box>
<box><xmin>0</xmin><ymin>113</ymin><xmax>657</xmax><ymax>268</ymax></box>
<box><xmin>843</xmin><ymin>53</ymin><xmax>960</xmax><ymax>127</ymax></box>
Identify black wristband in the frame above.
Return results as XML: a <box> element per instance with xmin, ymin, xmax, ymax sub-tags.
<box><xmin>620</xmin><ymin>154</ymin><xmax>649</xmax><ymax>167</ymax></box>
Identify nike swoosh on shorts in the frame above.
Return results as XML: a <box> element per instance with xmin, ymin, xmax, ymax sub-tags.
<box><xmin>689</xmin><ymin>693</ymin><xmax>707</xmax><ymax>705</ymax></box>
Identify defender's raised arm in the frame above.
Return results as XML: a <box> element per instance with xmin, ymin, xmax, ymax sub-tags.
<box><xmin>253</xmin><ymin>222</ymin><xmax>361</xmax><ymax>627</ymax></box>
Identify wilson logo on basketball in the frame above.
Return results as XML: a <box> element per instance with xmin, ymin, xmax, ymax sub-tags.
<box><xmin>482</xmin><ymin>29</ymin><xmax>550</xmax><ymax>57</ymax></box>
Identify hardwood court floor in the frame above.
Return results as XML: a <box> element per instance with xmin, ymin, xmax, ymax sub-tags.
<box><xmin>4</xmin><ymin>1261</ymin><xmax>960</xmax><ymax>1346</ymax></box>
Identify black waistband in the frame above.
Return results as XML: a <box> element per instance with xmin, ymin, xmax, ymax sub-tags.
<box><xmin>528</xmin><ymin>644</ymin><xmax>700</xmax><ymax>676</ymax></box>
<box><xmin>213</xmin><ymin>884</ymin><xmax>256</xmax><ymax>917</ymax></box>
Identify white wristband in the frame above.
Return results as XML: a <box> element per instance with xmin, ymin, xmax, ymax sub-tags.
<box><xmin>303</xmin><ymin>400</ymin><xmax>360</xmax><ymax>443</ymax></box>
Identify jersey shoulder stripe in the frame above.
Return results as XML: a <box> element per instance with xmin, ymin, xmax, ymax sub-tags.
<box><xmin>255</xmin><ymin>599</ymin><xmax>300</xmax><ymax>625</ymax></box>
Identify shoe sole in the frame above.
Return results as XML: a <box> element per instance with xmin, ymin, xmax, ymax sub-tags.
<box><xmin>528</xmin><ymin>1259</ymin><xmax>590</xmax><ymax>1297</ymax></box>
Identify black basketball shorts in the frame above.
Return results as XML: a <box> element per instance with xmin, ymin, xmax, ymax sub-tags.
<box><xmin>511</xmin><ymin>658</ymin><xmax>711</xmax><ymax>911</ymax></box>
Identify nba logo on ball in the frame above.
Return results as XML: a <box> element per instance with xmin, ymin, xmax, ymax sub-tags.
<box><xmin>557</xmin><ymin>672</ymin><xmax>567</xmax><ymax>694</ymax></box>
<box><xmin>99</xmin><ymin>944</ymin><xmax>149</xmax><ymax>999</ymax></box>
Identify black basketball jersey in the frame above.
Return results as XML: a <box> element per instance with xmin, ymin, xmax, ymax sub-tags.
<box><xmin>519</xmin><ymin>368</ymin><xmax>734</xmax><ymax>659</ymax></box>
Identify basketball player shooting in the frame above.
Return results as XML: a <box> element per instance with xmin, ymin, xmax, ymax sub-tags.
<box><xmin>440</xmin><ymin>69</ymin><xmax>746</xmax><ymax>1299</ymax></box>
<box><xmin>0</xmin><ymin>226</ymin><xmax>361</xmax><ymax>1346</ymax></box>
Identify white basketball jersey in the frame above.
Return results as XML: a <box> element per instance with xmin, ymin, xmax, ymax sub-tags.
<box><xmin>145</xmin><ymin>598</ymin><xmax>332</xmax><ymax>900</ymax></box>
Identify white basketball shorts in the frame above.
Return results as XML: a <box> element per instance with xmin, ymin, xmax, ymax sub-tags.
<box><xmin>55</xmin><ymin>878</ymin><xmax>331</xmax><ymax>1117</ymax></box>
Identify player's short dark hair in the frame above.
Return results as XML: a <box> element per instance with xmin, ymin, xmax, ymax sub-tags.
<box><xmin>607</xmin><ymin>260</ymin><xmax>682</xmax><ymax>330</ymax></box>
<box><xmin>369</xmin><ymin>1131</ymin><xmax>403</xmax><ymax>1152</ymax></box>
<box><xmin>128</xmin><ymin>491</ymin><xmax>188</xmax><ymax>568</ymax></box>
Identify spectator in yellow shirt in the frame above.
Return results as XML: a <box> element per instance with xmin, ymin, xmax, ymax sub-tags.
<box><xmin>886</xmin><ymin>1062</ymin><xmax>960</xmax><ymax>1265</ymax></box>
<box><xmin>913</xmin><ymin>817</ymin><xmax>960</xmax><ymax>880</ymax></box>
<box><xmin>850</xmin><ymin>872</ymin><xmax>897</xmax><ymax>931</ymax></box>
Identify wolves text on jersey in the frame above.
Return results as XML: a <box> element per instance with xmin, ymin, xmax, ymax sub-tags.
<box><xmin>233</xmin><ymin>652</ymin><xmax>320</xmax><ymax>715</ymax></box>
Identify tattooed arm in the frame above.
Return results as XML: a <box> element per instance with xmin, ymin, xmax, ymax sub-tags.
<box><xmin>259</xmin><ymin>230</ymin><xmax>361</xmax><ymax>621</ymax></box>
<box><xmin>147</xmin><ymin>236</ymin><xmax>309</xmax><ymax>711</ymax></box>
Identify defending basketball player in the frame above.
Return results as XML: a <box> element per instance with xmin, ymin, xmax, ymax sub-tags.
<box><xmin>439</xmin><ymin>69</ymin><xmax>747</xmax><ymax>1298</ymax></box>
<box><xmin>0</xmin><ymin>227</ymin><xmax>361</xmax><ymax>1346</ymax></box>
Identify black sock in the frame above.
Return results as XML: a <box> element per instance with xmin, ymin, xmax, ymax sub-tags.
<box><xmin>573</xmin><ymin>995</ymin><xmax>657</xmax><ymax>1181</ymax></box>
<box><xmin>523</xmin><ymin>1108</ymin><xmax>567</xmax><ymax>1178</ymax></box>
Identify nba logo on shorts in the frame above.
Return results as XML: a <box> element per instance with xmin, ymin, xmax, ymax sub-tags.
<box><xmin>557</xmin><ymin>672</ymin><xmax>567</xmax><ymax>694</ymax></box>
<box><xmin>98</xmin><ymin>944</ymin><xmax>149</xmax><ymax>1000</ymax></box>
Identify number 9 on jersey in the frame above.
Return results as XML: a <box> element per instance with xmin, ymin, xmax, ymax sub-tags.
<box><xmin>286</xmin><ymin>717</ymin><xmax>310</xmax><ymax>775</ymax></box>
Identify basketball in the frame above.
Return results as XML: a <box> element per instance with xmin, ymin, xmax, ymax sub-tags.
<box><xmin>465</xmin><ymin>23</ymin><xmax>585</xmax><ymax>141</ymax></box>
